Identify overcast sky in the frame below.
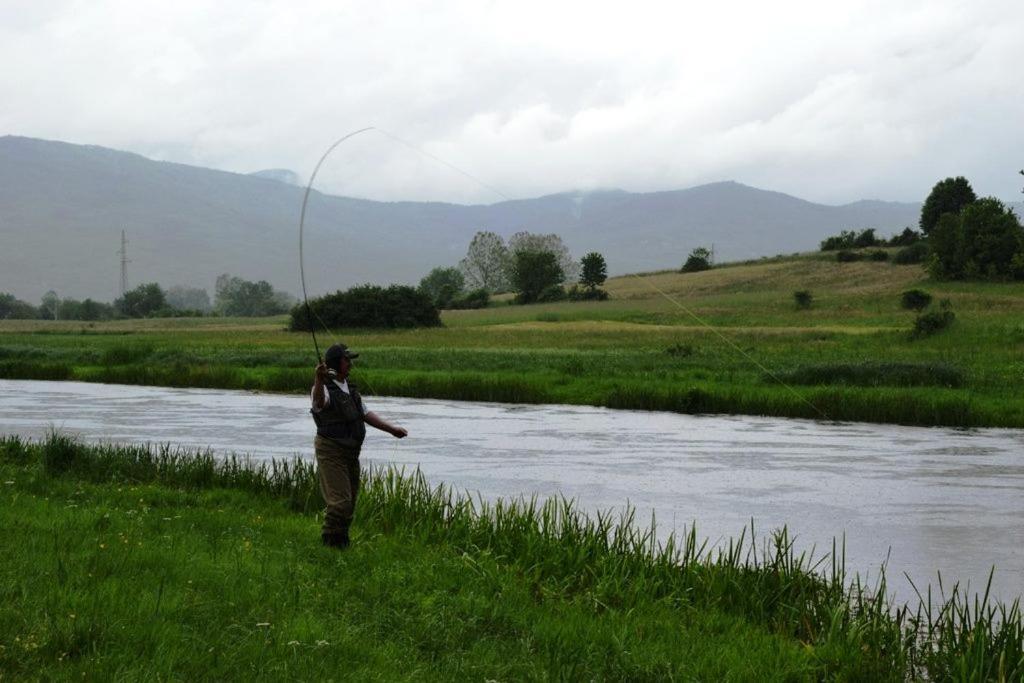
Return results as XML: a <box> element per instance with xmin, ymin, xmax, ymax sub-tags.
<box><xmin>2</xmin><ymin>0</ymin><xmax>1021</xmax><ymax>205</ymax></box>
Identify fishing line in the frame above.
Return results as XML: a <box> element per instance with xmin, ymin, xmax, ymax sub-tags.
<box><xmin>629</xmin><ymin>275</ymin><xmax>830</xmax><ymax>421</ymax></box>
<box><xmin>298</xmin><ymin>126</ymin><xmax>829</xmax><ymax>422</ymax></box>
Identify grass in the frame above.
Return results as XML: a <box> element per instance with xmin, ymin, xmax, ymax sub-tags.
<box><xmin>2</xmin><ymin>256</ymin><xmax>1023</xmax><ymax>427</ymax></box>
<box><xmin>1</xmin><ymin>433</ymin><xmax>1020</xmax><ymax>680</ymax></box>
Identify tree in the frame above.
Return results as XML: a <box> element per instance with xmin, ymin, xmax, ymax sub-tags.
<box><xmin>579</xmin><ymin>252</ymin><xmax>608</xmax><ymax>291</ymax></box>
<box><xmin>418</xmin><ymin>267</ymin><xmax>465</xmax><ymax>309</ymax></box>
<box><xmin>927</xmin><ymin>198</ymin><xmax>1024</xmax><ymax>280</ymax></box>
<box><xmin>888</xmin><ymin>227</ymin><xmax>922</xmax><ymax>247</ymax></box>
<box><xmin>215</xmin><ymin>274</ymin><xmax>293</xmax><ymax>316</ymax></box>
<box><xmin>459</xmin><ymin>231</ymin><xmax>510</xmax><ymax>292</ymax></box>
<box><xmin>166</xmin><ymin>285</ymin><xmax>211</xmax><ymax>313</ymax></box>
<box><xmin>920</xmin><ymin>176</ymin><xmax>977</xmax><ymax>235</ymax></box>
<box><xmin>510</xmin><ymin>250</ymin><xmax>564</xmax><ymax>304</ymax></box>
<box><xmin>681</xmin><ymin>247</ymin><xmax>712</xmax><ymax>273</ymax></box>
<box><xmin>0</xmin><ymin>293</ymin><xmax>37</xmax><ymax>319</ymax></box>
<box><xmin>508</xmin><ymin>232</ymin><xmax>578</xmax><ymax>282</ymax></box>
<box><xmin>39</xmin><ymin>290</ymin><xmax>60</xmax><ymax>320</ymax></box>
<box><xmin>115</xmin><ymin>283</ymin><xmax>166</xmax><ymax>318</ymax></box>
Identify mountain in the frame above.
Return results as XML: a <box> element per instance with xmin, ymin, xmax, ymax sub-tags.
<box><xmin>247</xmin><ymin>168</ymin><xmax>302</xmax><ymax>186</ymax></box>
<box><xmin>1</xmin><ymin>135</ymin><xmax>925</xmax><ymax>303</ymax></box>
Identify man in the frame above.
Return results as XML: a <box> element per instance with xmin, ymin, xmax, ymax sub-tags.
<box><xmin>311</xmin><ymin>342</ymin><xmax>407</xmax><ymax>548</ymax></box>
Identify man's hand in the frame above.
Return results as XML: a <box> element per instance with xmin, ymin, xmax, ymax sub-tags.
<box><xmin>315</xmin><ymin>362</ymin><xmax>329</xmax><ymax>382</ymax></box>
<box><xmin>391</xmin><ymin>426</ymin><xmax>408</xmax><ymax>439</ymax></box>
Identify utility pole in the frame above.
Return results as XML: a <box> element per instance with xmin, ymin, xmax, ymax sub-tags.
<box><xmin>117</xmin><ymin>230</ymin><xmax>130</xmax><ymax>296</ymax></box>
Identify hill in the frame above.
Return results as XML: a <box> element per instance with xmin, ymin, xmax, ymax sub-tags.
<box><xmin>0</xmin><ymin>135</ymin><xmax>926</xmax><ymax>302</ymax></box>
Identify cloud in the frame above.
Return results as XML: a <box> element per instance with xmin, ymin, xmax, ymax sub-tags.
<box><xmin>1</xmin><ymin>0</ymin><xmax>1021</xmax><ymax>204</ymax></box>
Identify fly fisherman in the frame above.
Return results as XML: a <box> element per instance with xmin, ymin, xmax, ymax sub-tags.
<box><xmin>312</xmin><ymin>343</ymin><xmax>407</xmax><ymax>549</ymax></box>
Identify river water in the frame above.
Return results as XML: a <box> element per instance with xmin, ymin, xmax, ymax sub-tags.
<box><xmin>2</xmin><ymin>378</ymin><xmax>1021</xmax><ymax>606</ymax></box>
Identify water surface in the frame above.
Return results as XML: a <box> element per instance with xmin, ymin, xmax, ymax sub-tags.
<box><xmin>2</xmin><ymin>379</ymin><xmax>1021</xmax><ymax>605</ymax></box>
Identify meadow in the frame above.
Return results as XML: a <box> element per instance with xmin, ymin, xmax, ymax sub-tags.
<box><xmin>1</xmin><ymin>253</ymin><xmax>1023</xmax><ymax>427</ymax></box>
<box><xmin>1</xmin><ymin>433</ymin><xmax>1020</xmax><ymax>680</ymax></box>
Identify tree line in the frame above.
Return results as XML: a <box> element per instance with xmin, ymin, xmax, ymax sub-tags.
<box><xmin>0</xmin><ymin>274</ymin><xmax>295</xmax><ymax>320</ymax></box>
<box><xmin>816</xmin><ymin>174</ymin><xmax>1024</xmax><ymax>279</ymax></box>
<box><xmin>427</xmin><ymin>230</ymin><xmax>608</xmax><ymax>306</ymax></box>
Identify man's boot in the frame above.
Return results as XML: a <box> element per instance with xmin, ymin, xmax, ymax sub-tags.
<box><xmin>321</xmin><ymin>531</ymin><xmax>349</xmax><ymax>549</ymax></box>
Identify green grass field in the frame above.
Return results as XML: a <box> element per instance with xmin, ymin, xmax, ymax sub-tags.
<box><xmin>2</xmin><ymin>434</ymin><xmax>1020</xmax><ymax>680</ymax></box>
<box><xmin>2</xmin><ymin>254</ymin><xmax>1023</xmax><ymax>426</ymax></box>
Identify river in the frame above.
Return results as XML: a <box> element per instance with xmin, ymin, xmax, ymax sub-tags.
<box><xmin>2</xmin><ymin>378</ymin><xmax>1021</xmax><ymax>606</ymax></box>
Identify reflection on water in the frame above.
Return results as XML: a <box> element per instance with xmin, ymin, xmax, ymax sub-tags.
<box><xmin>2</xmin><ymin>378</ymin><xmax>1022</xmax><ymax>605</ymax></box>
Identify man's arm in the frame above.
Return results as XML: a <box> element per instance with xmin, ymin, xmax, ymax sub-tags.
<box><xmin>312</xmin><ymin>363</ymin><xmax>329</xmax><ymax>411</ymax></box>
<box><xmin>364</xmin><ymin>411</ymin><xmax>408</xmax><ymax>438</ymax></box>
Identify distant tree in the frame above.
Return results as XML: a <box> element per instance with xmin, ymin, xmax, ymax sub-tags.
<box><xmin>0</xmin><ymin>293</ymin><xmax>37</xmax><ymax>319</ymax></box>
<box><xmin>115</xmin><ymin>283</ymin><xmax>167</xmax><ymax>318</ymax></box>
<box><xmin>511</xmin><ymin>250</ymin><xmax>564</xmax><ymax>304</ymax></box>
<box><xmin>888</xmin><ymin>227</ymin><xmax>922</xmax><ymax>247</ymax></box>
<box><xmin>928</xmin><ymin>198</ymin><xmax>1024</xmax><ymax>280</ymax></box>
<box><xmin>459</xmin><ymin>231</ymin><xmax>510</xmax><ymax>292</ymax></box>
<box><xmin>820</xmin><ymin>230</ymin><xmax>857</xmax><ymax>251</ymax></box>
<box><xmin>39</xmin><ymin>290</ymin><xmax>60</xmax><ymax>320</ymax></box>
<box><xmin>508</xmin><ymin>232</ymin><xmax>578</xmax><ymax>282</ymax></box>
<box><xmin>214</xmin><ymin>274</ymin><xmax>293</xmax><ymax>316</ymax></box>
<box><xmin>853</xmin><ymin>228</ymin><xmax>880</xmax><ymax>248</ymax></box>
<box><xmin>920</xmin><ymin>176</ymin><xmax>977</xmax><ymax>235</ymax></box>
<box><xmin>793</xmin><ymin>290</ymin><xmax>813</xmax><ymax>309</ymax></box>
<box><xmin>418</xmin><ymin>267</ymin><xmax>465</xmax><ymax>309</ymax></box>
<box><xmin>579</xmin><ymin>252</ymin><xmax>608</xmax><ymax>291</ymax></box>
<box><xmin>681</xmin><ymin>247</ymin><xmax>712</xmax><ymax>273</ymax></box>
<box><xmin>166</xmin><ymin>285</ymin><xmax>211</xmax><ymax>313</ymax></box>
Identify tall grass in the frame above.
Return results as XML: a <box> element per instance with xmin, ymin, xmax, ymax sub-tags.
<box><xmin>3</xmin><ymin>432</ymin><xmax>1020</xmax><ymax>680</ymax></box>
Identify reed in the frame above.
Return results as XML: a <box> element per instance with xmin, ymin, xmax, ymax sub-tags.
<box><xmin>2</xmin><ymin>432</ymin><xmax>1020</xmax><ymax>679</ymax></box>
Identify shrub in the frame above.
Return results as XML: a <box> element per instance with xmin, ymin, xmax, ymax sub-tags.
<box><xmin>793</xmin><ymin>290</ymin><xmax>813</xmax><ymax>309</ymax></box>
<box><xmin>901</xmin><ymin>289</ymin><xmax>932</xmax><ymax>311</ymax></box>
<box><xmin>836</xmin><ymin>250</ymin><xmax>861</xmax><ymax>263</ymax></box>
<box><xmin>567</xmin><ymin>285</ymin><xmax>609</xmax><ymax>301</ymax></box>
<box><xmin>912</xmin><ymin>308</ymin><xmax>955</xmax><ymax>339</ymax></box>
<box><xmin>681</xmin><ymin>247</ymin><xmax>712</xmax><ymax>272</ymax></box>
<box><xmin>290</xmin><ymin>285</ymin><xmax>441</xmax><ymax>330</ymax></box>
<box><xmin>535</xmin><ymin>284</ymin><xmax>567</xmax><ymax>303</ymax></box>
<box><xmin>893</xmin><ymin>241</ymin><xmax>929</xmax><ymax>264</ymax></box>
<box><xmin>448</xmin><ymin>288</ymin><xmax>490</xmax><ymax>310</ymax></box>
<box><xmin>888</xmin><ymin>227</ymin><xmax>922</xmax><ymax>247</ymax></box>
<box><xmin>868</xmin><ymin>249</ymin><xmax>889</xmax><ymax>261</ymax></box>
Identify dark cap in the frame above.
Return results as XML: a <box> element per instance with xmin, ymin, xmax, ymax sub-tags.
<box><xmin>324</xmin><ymin>343</ymin><xmax>359</xmax><ymax>367</ymax></box>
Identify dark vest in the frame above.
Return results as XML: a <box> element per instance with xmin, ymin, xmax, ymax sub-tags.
<box><xmin>312</xmin><ymin>381</ymin><xmax>367</xmax><ymax>449</ymax></box>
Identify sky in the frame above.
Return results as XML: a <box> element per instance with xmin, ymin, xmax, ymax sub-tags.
<box><xmin>2</xmin><ymin>0</ymin><xmax>1022</xmax><ymax>205</ymax></box>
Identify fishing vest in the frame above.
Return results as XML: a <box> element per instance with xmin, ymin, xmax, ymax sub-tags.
<box><xmin>312</xmin><ymin>381</ymin><xmax>367</xmax><ymax>449</ymax></box>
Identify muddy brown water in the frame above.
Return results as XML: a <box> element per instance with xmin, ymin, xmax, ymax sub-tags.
<box><xmin>2</xmin><ymin>379</ymin><xmax>1021</xmax><ymax>606</ymax></box>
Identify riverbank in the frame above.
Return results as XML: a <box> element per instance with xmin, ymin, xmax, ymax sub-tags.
<box><xmin>2</xmin><ymin>255</ymin><xmax>1023</xmax><ymax>427</ymax></box>
<box><xmin>2</xmin><ymin>433</ymin><xmax>1020</xmax><ymax>679</ymax></box>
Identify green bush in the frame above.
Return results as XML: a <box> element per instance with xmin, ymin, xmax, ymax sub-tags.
<box><xmin>535</xmin><ymin>284</ymin><xmax>567</xmax><ymax>303</ymax></box>
<box><xmin>793</xmin><ymin>290</ymin><xmax>813</xmax><ymax>309</ymax></box>
<box><xmin>868</xmin><ymin>250</ymin><xmax>889</xmax><ymax>261</ymax></box>
<box><xmin>836</xmin><ymin>250</ymin><xmax>861</xmax><ymax>263</ymax></box>
<box><xmin>901</xmin><ymin>289</ymin><xmax>932</xmax><ymax>311</ymax></box>
<box><xmin>912</xmin><ymin>308</ymin><xmax>955</xmax><ymax>339</ymax></box>
<box><xmin>448</xmin><ymin>288</ymin><xmax>490</xmax><ymax>310</ymax></box>
<box><xmin>893</xmin><ymin>241</ymin><xmax>928</xmax><ymax>264</ymax></box>
<box><xmin>567</xmin><ymin>285</ymin><xmax>609</xmax><ymax>301</ymax></box>
<box><xmin>681</xmin><ymin>247</ymin><xmax>712</xmax><ymax>273</ymax></box>
<box><xmin>290</xmin><ymin>285</ymin><xmax>441</xmax><ymax>330</ymax></box>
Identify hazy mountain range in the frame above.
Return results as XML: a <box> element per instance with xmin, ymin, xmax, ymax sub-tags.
<box><xmin>1</xmin><ymin>135</ymin><xmax>932</xmax><ymax>303</ymax></box>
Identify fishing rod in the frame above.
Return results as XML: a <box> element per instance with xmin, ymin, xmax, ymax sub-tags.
<box><xmin>297</xmin><ymin>127</ymin><xmax>828</xmax><ymax>421</ymax></box>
